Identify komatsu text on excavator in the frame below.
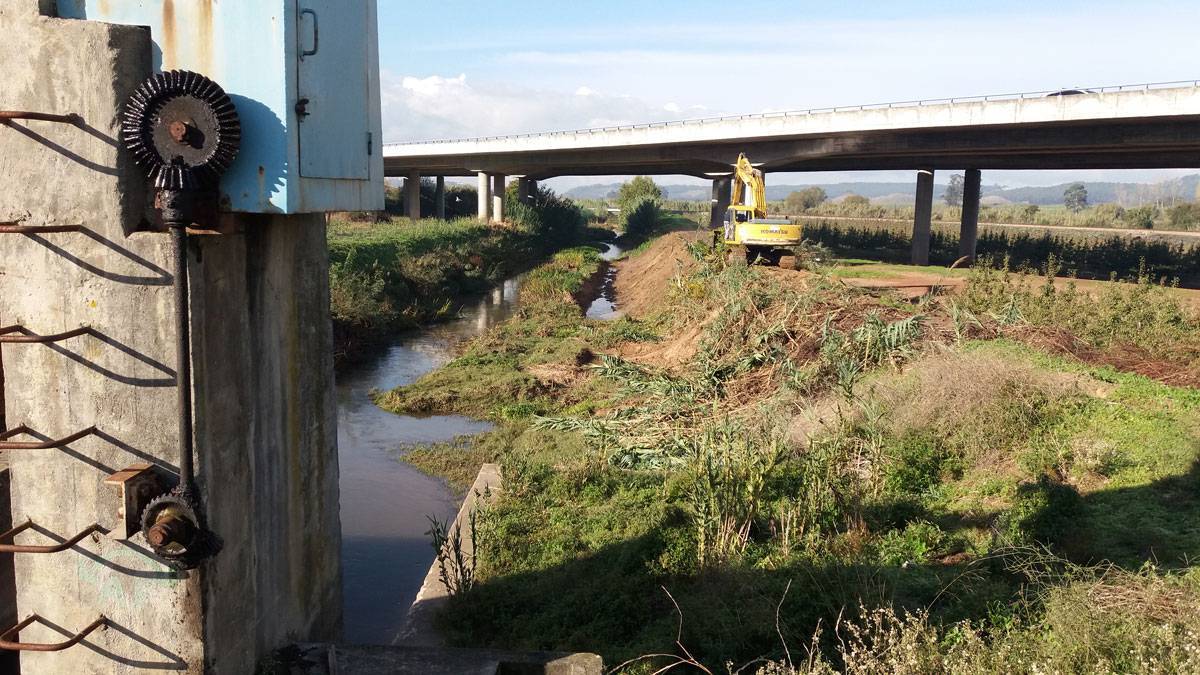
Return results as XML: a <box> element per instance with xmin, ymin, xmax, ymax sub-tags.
<box><xmin>716</xmin><ymin>153</ymin><xmax>805</xmax><ymax>266</ymax></box>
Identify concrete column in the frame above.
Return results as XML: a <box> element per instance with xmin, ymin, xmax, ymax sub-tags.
<box><xmin>517</xmin><ymin>178</ymin><xmax>534</xmax><ymax>205</ymax></box>
<box><xmin>492</xmin><ymin>173</ymin><xmax>506</xmax><ymax>223</ymax></box>
<box><xmin>911</xmin><ymin>168</ymin><xmax>935</xmax><ymax>265</ymax></box>
<box><xmin>0</xmin><ymin>13</ymin><xmax>341</xmax><ymax>672</ymax></box>
<box><xmin>710</xmin><ymin>176</ymin><xmax>732</xmax><ymax>229</ymax></box>
<box><xmin>528</xmin><ymin>179</ymin><xmax>538</xmax><ymax>203</ymax></box>
<box><xmin>477</xmin><ymin>171</ymin><xmax>491</xmax><ymax>221</ymax></box>
<box><xmin>405</xmin><ymin>170</ymin><xmax>421</xmax><ymax>220</ymax></box>
<box><xmin>434</xmin><ymin>176</ymin><xmax>446</xmax><ymax>220</ymax></box>
<box><xmin>959</xmin><ymin>168</ymin><xmax>982</xmax><ymax>264</ymax></box>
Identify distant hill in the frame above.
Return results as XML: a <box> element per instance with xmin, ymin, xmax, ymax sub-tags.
<box><xmin>564</xmin><ymin>174</ymin><xmax>1200</xmax><ymax>206</ymax></box>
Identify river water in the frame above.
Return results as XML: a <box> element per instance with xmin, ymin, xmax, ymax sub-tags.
<box><xmin>336</xmin><ymin>242</ymin><xmax>623</xmax><ymax>644</ymax></box>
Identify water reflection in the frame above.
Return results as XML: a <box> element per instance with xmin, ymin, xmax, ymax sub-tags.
<box><xmin>585</xmin><ymin>243</ymin><xmax>624</xmax><ymax>320</ymax></box>
<box><xmin>337</xmin><ymin>275</ymin><xmax>525</xmax><ymax>644</ymax></box>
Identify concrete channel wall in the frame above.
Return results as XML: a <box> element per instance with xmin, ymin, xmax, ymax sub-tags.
<box><xmin>0</xmin><ymin>3</ymin><xmax>341</xmax><ymax>672</ymax></box>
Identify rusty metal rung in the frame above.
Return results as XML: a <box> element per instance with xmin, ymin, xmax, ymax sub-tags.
<box><xmin>0</xmin><ymin>222</ymin><xmax>83</xmax><ymax>234</ymax></box>
<box><xmin>0</xmin><ymin>325</ymin><xmax>88</xmax><ymax>344</ymax></box>
<box><xmin>0</xmin><ymin>520</ymin><xmax>104</xmax><ymax>554</ymax></box>
<box><xmin>0</xmin><ymin>615</ymin><xmax>106</xmax><ymax>652</ymax></box>
<box><xmin>0</xmin><ymin>111</ymin><xmax>81</xmax><ymax>125</ymax></box>
<box><xmin>0</xmin><ymin>425</ymin><xmax>97</xmax><ymax>450</ymax></box>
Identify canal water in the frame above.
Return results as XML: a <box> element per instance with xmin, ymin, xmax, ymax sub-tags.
<box><xmin>336</xmin><ymin>242</ymin><xmax>623</xmax><ymax>644</ymax></box>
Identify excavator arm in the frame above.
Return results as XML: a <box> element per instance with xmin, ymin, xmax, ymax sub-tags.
<box><xmin>731</xmin><ymin>153</ymin><xmax>768</xmax><ymax>219</ymax></box>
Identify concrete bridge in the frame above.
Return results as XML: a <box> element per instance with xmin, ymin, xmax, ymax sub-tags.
<box><xmin>384</xmin><ymin>81</ymin><xmax>1200</xmax><ymax>264</ymax></box>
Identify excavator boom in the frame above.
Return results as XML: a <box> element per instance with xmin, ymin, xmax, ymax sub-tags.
<box><xmin>731</xmin><ymin>153</ymin><xmax>768</xmax><ymax>219</ymax></box>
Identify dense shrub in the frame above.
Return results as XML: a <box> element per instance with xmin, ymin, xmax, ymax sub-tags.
<box><xmin>621</xmin><ymin>195</ymin><xmax>662</xmax><ymax>239</ymax></box>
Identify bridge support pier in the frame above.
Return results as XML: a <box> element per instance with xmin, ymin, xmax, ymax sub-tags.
<box><xmin>959</xmin><ymin>168</ymin><xmax>981</xmax><ymax>264</ymax></box>
<box><xmin>477</xmin><ymin>172</ymin><xmax>491</xmax><ymax>221</ymax></box>
<box><xmin>435</xmin><ymin>176</ymin><xmax>446</xmax><ymax>220</ymax></box>
<box><xmin>492</xmin><ymin>173</ymin><xmax>506</xmax><ymax>223</ymax></box>
<box><xmin>517</xmin><ymin>178</ymin><xmax>536</xmax><ymax>205</ymax></box>
<box><xmin>405</xmin><ymin>170</ymin><xmax>421</xmax><ymax>220</ymax></box>
<box><xmin>911</xmin><ymin>168</ymin><xmax>935</xmax><ymax>265</ymax></box>
<box><xmin>710</xmin><ymin>176</ymin><xmax>732</xmax><ymax>229</ymax></box>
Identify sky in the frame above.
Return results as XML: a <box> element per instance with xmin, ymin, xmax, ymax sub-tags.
<box><xmin>376</xmin><ymin>0</ymin><xmax>1200</xmax><ymax>188</ymax></box>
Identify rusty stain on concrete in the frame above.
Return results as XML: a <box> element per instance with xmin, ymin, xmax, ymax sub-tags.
<box><xmin>161</xmin><ymin>0</ymin><xmax>176</xmax><ymax>69</ymax></box>
<box><xmin>196</xmin><ymin>0</ymin><xmax>213</xmax><ymax>75</ymax></box>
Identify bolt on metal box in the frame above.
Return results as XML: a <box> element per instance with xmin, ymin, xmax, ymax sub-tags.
<box><xmin>56</xmin><ymin>0</ymin><xmax>385</xmax><ymax>214</ymax></box>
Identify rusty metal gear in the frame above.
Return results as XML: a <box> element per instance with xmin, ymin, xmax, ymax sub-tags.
<box><xmin>139</xmin><ymin>492</ymin><xmax>217</xmax><ymax>570</ymax></box>
<box><xmin>120</xmin><ymin>70</ymin><xmax>241</xmax><ymax>190</ymax></box>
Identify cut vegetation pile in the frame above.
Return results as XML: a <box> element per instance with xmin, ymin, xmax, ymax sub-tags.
<box><xmin>384</xmin><ymin>231</ymin><xmax>1200</xmax><ymax>673</ymax></box>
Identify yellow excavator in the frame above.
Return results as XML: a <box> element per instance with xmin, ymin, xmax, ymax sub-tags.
<box><xmin>715</xmin><ymin>153</ymin><xmax>804</xmax><ymax>266</ymax></box>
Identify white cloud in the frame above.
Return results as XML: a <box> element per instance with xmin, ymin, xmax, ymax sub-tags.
<box><xmin>380</xmin><ymin>71</ymin><xmax>695</xmax><ymax>142</ymax></box>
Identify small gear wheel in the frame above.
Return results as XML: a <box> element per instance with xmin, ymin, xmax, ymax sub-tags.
<box><xmin>140</xmin><ymin>492</ymin><xmax>201</xmax><ymax>561</ymax></box>
<box><xmin>121</xmin><ymin>70</ymin><xmax>241</xmax><ymax>190</ymax></box>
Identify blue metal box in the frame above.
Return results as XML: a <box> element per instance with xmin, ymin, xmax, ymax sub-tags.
<box><xmin>56</xmin><ymin>0</ymin><xmax>385</xmax><ymax>214</ymax></box>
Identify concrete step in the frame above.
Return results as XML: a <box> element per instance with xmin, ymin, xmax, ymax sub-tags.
<box><xmin>280</xmin><ymin>643</ymin><xmax>603</xmax><ymax>675</ymax></box>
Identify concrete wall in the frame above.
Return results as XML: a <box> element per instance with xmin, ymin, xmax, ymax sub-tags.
<box><xmin>0</xmin><ymin>3</ymin><xmax>341</xmax><ymax>672</ymax></box>
<box><xmin>191</xmin><ymin>215</ymin><xmax>343</xmax><ymax>672</ymax></box>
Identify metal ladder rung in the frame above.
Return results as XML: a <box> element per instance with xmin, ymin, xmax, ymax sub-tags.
<box><xmin>0</xmin><ymin>111</ymin><xmax>81</xmax><ymax>125</ymax></box>
<box><xmin>0</xmin><ymin>425</ymin><xmax>97</xmax><ymax>450</ymax></box>
<box><xmin>0</xmin><ymin>615</ymin><xmax>106</xmax><ymax>652</ymax></box>
<box><xmin>0</xmin><ymin>325</ymin><xmax>89</xmax><ymax>344</ymax></box>
<box><xmin>0</xmin><ymin>222</ymin><xmax>83</xmax><ymax>234</ymax></box>
<box><xmin>0</xmin><ymin>520</ymin><xmax>104</xmax><ymax>554</ymax></box>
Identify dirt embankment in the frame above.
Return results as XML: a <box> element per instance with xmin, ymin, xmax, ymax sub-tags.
<box><xmin>608</xmin><ymin>233</ymin><xmax>708</xmax><ymax>368</ymax></box>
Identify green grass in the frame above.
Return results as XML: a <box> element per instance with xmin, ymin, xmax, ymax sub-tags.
<box><xmin>328</xmin><ymin>190</ymin><xmax>592</xmax><ymax>363</ymax></box>
<box><xmin>387</xmin><ymin>243</ymin><xmax>1200</xmax><ymax>671</ymax></box>
<box><xmin>374</xmin><ymin>246</ymin><xmax>610</xmax><ymax>420</ymax></box>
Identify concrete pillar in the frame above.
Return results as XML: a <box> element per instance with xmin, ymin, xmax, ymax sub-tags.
<box><xmin>710</xmin><ymin>176</ymin><xmax>732</xmax><ymax>229</ymax></box>
<box><xmin>527</xmin><ymin>179</ymin><xmax>538</xmax><ymax>203</ymax></box>
<box><xmin>477</xmin><ymin>172</ymin><xmax>491</xmax><ymax>221</ymax></box>
<box><xmin>0</xmin><ymin>13</ymin><xmax>340</xmax><ymax>673</ymax></box>
<box><xmin>912</xmin><ymin>168</ymin><xmax>935</xmax><ymax>265</ymax></box>
<box><xmin>517</xmin><ymin>178</ymin><xmax>534</xmax><ymax>205</ymax></box>
<box><xmin>434</xmin><ymin>176</ymin><xmax>446</xmax><ymax>220</ymax></box>
<box><xmin>959</xmin><ymin>168</ymin><xmax>982</xmax><ymax>264</ymax></box>
<box><xmin>405</xmin><ymin>171</ymin><xmax>421</xmax><ymax>220</ymax></box>
<box><xmin>492</xmin><ymin>173</ymin><xmax>506</xmax><ymax>223</ymax></box>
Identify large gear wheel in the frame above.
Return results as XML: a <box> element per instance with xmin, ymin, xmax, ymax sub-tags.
<box><xmin>120</xmin><ymin>70</ymin><xmax>241</xmax><ymax>190</ymax></box>
<box><xmin>140</xmin><ymin>492</ymin><xmax>201</xmax><ymax>563</ymax></box>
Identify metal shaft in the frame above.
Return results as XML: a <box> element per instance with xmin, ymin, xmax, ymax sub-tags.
<box><xmin>171</xmin><ymin>224</ymin><xmax>195</xmax><ymax>494</ymax></box>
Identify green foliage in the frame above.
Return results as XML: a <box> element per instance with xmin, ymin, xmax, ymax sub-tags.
<box><xmin>1122</xmin><ymin>204</ymin><xmax>1157</xmax><ymax>229</ymax></box>
<box><xmin>328</xmin><ymin>187</ymin><xmax>591</xmax><ymax>362</ymax></box>
<box><xmin>1064</xmin><ymin>182</ymin><xmax>1089</xmax><ymax>212</ymax></box>
<box><xmin>621</xmin><ymin>196</ymin><xmax>663</xmax><ymax>239</ymax></box>
<box><xmin>783</xmin><ymin>186</ymin><xmax>828</xmax><ymax>212</ymax></box>
<box><xmin>685</xmin><ymin>422</ymin><xmax>786</xmax><ymax>567</ymax></box>
<box><xmin>605</xmin><ymin>176</ymin><xmax>667</xmax><ymax>238</ymax></box>
<box><xmin>801</xmin><ymin>219</ymin><xmax>1200</xmax><ymax>284</ymax></box>
<box><xmin>388</xmin><ymin>230</ymin><xmax>1200</xmax><ymax>671</ymax></box>
<box><xmin>943</xmin><ymin>173</ymin><xmax>964</xmax><ymax>207</ymax></box>
<box><xmin>1000</xmin><ymin>476</ymin><xmax>1084</xmax><ymax>545</ymax></box>
<box><xmin>842</xmin><ymin>193</ymin><xmax>870</xmax><ymax>207</ymax></box>
<box><xmin>1168</xmin><ymin>202</ymin><xmax>1200</xmax><ymax>229</ymax></box>
<box><xmin>427</xmin><ymin>510</ymin><xmax>478</xmax><ymax>596</ymax></box>
<box><xmin>959</xmin><ymin>257</ymin><xmax>1198</xmax><ymax>355</ymax></box>
<box><xmin>873</xmin><ymin>520</ymin><xmax>946</xmax><ymax>565</ymax></box>
<box><xmin>616</xmin><ymin>176</ymin><xmax>663</xmax><ymax>210</ymax></box>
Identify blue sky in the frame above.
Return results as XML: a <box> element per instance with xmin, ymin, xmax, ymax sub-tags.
<box><xmin>376</xmin><ymin>1</ymin><xmax>1200</xmax><ymax>187</ymax></box>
